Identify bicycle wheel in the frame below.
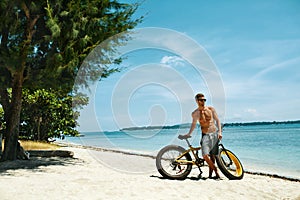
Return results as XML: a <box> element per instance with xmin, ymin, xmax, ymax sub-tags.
<box><xmin>156</xmin><ymin>145</ymin><xmax>192</xmax><ymax>180</ymax></box>
<box><xmin>216</xmin><ymin>148</ymin><xmax>244</xmax><ymax>180</ymax></box>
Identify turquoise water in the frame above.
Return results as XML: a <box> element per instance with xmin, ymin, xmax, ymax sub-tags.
<box><xmin>60</xmin><ymin>123</ymin><xmax>300</xmax><ymax>179</ymax></box>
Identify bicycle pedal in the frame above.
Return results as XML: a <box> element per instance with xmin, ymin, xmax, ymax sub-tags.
<box><xmin>176</xmin><ymin>167</ymin><xmax>186</xmax><ymax>174</ymax></box>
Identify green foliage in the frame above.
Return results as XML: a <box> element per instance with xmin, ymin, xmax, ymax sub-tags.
<box><xmin>20</xmin><ymin>89</ymin><xmax>89</xmax><ymax>141</ymax></box>
<box><xmin>0</xmin><ymin>106</ymin><xmax>4</xmax><ymax>128</ymax></box>
<box><xmin>0</xmin><ymin>0</ymin><xmax>142</xmax><ymax>160</ymax></box>
<box><xmin>0</xmin><ymin>0</ymin><xmax>142</xmax><ymax>91</ymax></box>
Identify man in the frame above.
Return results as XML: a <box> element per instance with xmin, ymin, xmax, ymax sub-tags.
<box><xmin>183</xmin><ymin>93</ymin><xmax>222</xmax><ymax>179</ymax></box>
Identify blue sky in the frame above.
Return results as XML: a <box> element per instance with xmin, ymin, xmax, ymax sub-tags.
<box><xmin>77</xmin><ymin>0</ymin><xmax>300</xmax><ymax>131</ymax></box>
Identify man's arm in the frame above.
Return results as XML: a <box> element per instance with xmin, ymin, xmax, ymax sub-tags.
<box><xmin>210</xmin><ymin>107</ymin><xmax>222</xmax><ymax>139</ymax></box>
<box><xmin>186</xmin><ymin>111</ymin><xmax>198</xmax><ymax>136</ymax></box>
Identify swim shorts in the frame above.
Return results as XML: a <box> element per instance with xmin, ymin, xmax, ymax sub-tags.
<box><xmin>201</xmin><ymin>132</ymin><xmax>219</xmax><ymax>156</ymax></box>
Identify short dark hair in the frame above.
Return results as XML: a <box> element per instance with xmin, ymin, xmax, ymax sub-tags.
<box><xmin>195</xmin><ymin>93</ymin><xmax>205</xmax><ymax>99</ymax></box>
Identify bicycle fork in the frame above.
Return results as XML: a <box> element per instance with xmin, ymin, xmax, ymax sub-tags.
<box><xmin>219</xmin><ymin>144</ymin><xmax>233</xmax><ymax>167</ymax></box>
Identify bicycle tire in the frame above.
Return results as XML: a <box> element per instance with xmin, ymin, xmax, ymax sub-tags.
<box><xmin>156</xmin><ymin>145</ymin><xmax>192</xmax><ymax>180</ymax></box>
<box><xmin>216</xmin><ymin>148</ymin><xmax>244</xmax><ymax>180</ymax></box>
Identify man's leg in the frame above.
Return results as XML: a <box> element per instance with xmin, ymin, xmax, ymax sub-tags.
<box><xmin>208</xmin><ymin>155</ymin><xmax>216</xmax><ymax>178</ymax></box>
<box><xmin>203</xmin><ymin>154</ymin><xmax>220</xmax><ymax>178</ymax></box>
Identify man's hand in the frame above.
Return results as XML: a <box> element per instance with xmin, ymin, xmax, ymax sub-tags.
<box><xmin>218</xmin><ymin>132</ymin><xmax>223</xmax><ymax>140</ymax></box>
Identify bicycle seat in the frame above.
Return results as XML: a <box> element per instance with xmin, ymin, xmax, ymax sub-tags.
<box><xmin>178</xmin><ymin>134</ymin><xmax>191</xmax><ymax>140</ymax></box>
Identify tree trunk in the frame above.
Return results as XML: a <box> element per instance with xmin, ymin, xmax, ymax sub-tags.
<box><xmin>1</xmin><ymin>73</ymin><xmax>24</xmax><ymax>161</ymax></box>
<box><xmin>0</xmin><ymin>2</ymin><xmax>39</xmax><ymax>161</ymax></box>
<box><xmin>0</xmin><ymin>132</ymin><xmax>2</xmax><ymax>156</ymax></box>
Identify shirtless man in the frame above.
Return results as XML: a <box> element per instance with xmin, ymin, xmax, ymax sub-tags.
<box><xmin>184</xmin><ymin>93</ymin><xmax>222</xmax><ymax>179</ymax></box>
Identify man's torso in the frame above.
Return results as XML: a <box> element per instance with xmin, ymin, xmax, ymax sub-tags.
<box><xmin>193</xmin><ymin>106</ymin><xmax>217</xmax><ymax>134</ymax></box>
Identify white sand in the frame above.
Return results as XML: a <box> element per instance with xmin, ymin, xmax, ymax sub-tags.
<box><xmin>0</xmin><ymin>147</ymin><xmax>299</xmax><ymax>200</ymax></box>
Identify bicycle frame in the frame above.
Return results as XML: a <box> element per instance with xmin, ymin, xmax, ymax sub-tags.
<box><xmin>173</xmin><ymin>138</ymin><xmax>206</xmax><ymax>178</ymax></box>
<box><xmin>174</xmin><ymin>146</ymin><xmax>202</xmax><ymax>165</ymax></box>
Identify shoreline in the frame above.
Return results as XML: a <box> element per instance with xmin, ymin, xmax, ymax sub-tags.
<box><xmin>1</xmin><ymin>145</ymin><xmax>299</xmax><ymax>200</ymax></box>
<box><xmin>54</xmin><ymin>141</ymin><xmax>300</xmax><ymax>182</ymax></box>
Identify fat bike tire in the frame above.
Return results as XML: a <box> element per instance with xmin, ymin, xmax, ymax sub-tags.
<box><xmin>216</xmin><ymin>149</ymin><xmax>244</xmax><ymax>180</ymax></box>
<box><xmin>156</xmin><ymin>145</ymin><xmax>192</xmax><ymax>180</ymax></box>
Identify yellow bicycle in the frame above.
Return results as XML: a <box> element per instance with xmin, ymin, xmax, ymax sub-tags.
<box><xmin>156</xmin><ymin>135</ymin><xmax>244</xmax><ymax>180</ymax></box>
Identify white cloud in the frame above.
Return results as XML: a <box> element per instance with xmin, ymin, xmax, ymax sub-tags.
<box><xmin>160</xmin><ymin>56</ymin><xmax>185</xmax><ymax>67</ymax></box>
<box><xmin>251</xmin><ymin>56</ymin><xmax>300</xmax><ymax>81</ymax></box>
<box><xmin>245</xmin><ymin>108</ymin><xmax>257</xmax><ymax>115</ymax></box>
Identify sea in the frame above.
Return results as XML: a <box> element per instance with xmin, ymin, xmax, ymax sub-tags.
<box><xmin>58</xmin><ymin>123</ymin><xmax>300</xmax><ymax>180</ymax></box>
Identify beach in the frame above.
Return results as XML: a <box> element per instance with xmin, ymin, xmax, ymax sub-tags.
<box><xmin>0</xmin><ymin>146</ymin><xmax>299</xmax><ymax>200</ymax></box>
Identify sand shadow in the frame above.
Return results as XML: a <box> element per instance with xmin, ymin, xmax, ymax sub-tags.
<box><xmin>0</xmin><ymin>156</ymin><xmax>84</xmax><ymax>175</ymax></box>
<box><xmin>150</xmin><ymin>175</ymin><xmax>208</xmax><ymax>181</ymax></box>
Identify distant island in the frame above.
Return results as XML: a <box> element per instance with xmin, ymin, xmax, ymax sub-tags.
<box><xmin>120</xmin><ymin>123</ymin><xmax>191</xmax><ymax>131</ymax></box>
<box><xmin>120</xmin><ymin>120</ymin><xmax>300</xmax><ymax>131</ymax></box>
<box><xmin>223</xmin><ymin>120</ymin><xmax>300</xmax><ymax>127</ymax></box>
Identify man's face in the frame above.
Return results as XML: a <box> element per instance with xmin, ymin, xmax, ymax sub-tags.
<box><xmin>196</xmin><ymin>96</ymin><xmax>206</xmax><ymax>108</ymax></box>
